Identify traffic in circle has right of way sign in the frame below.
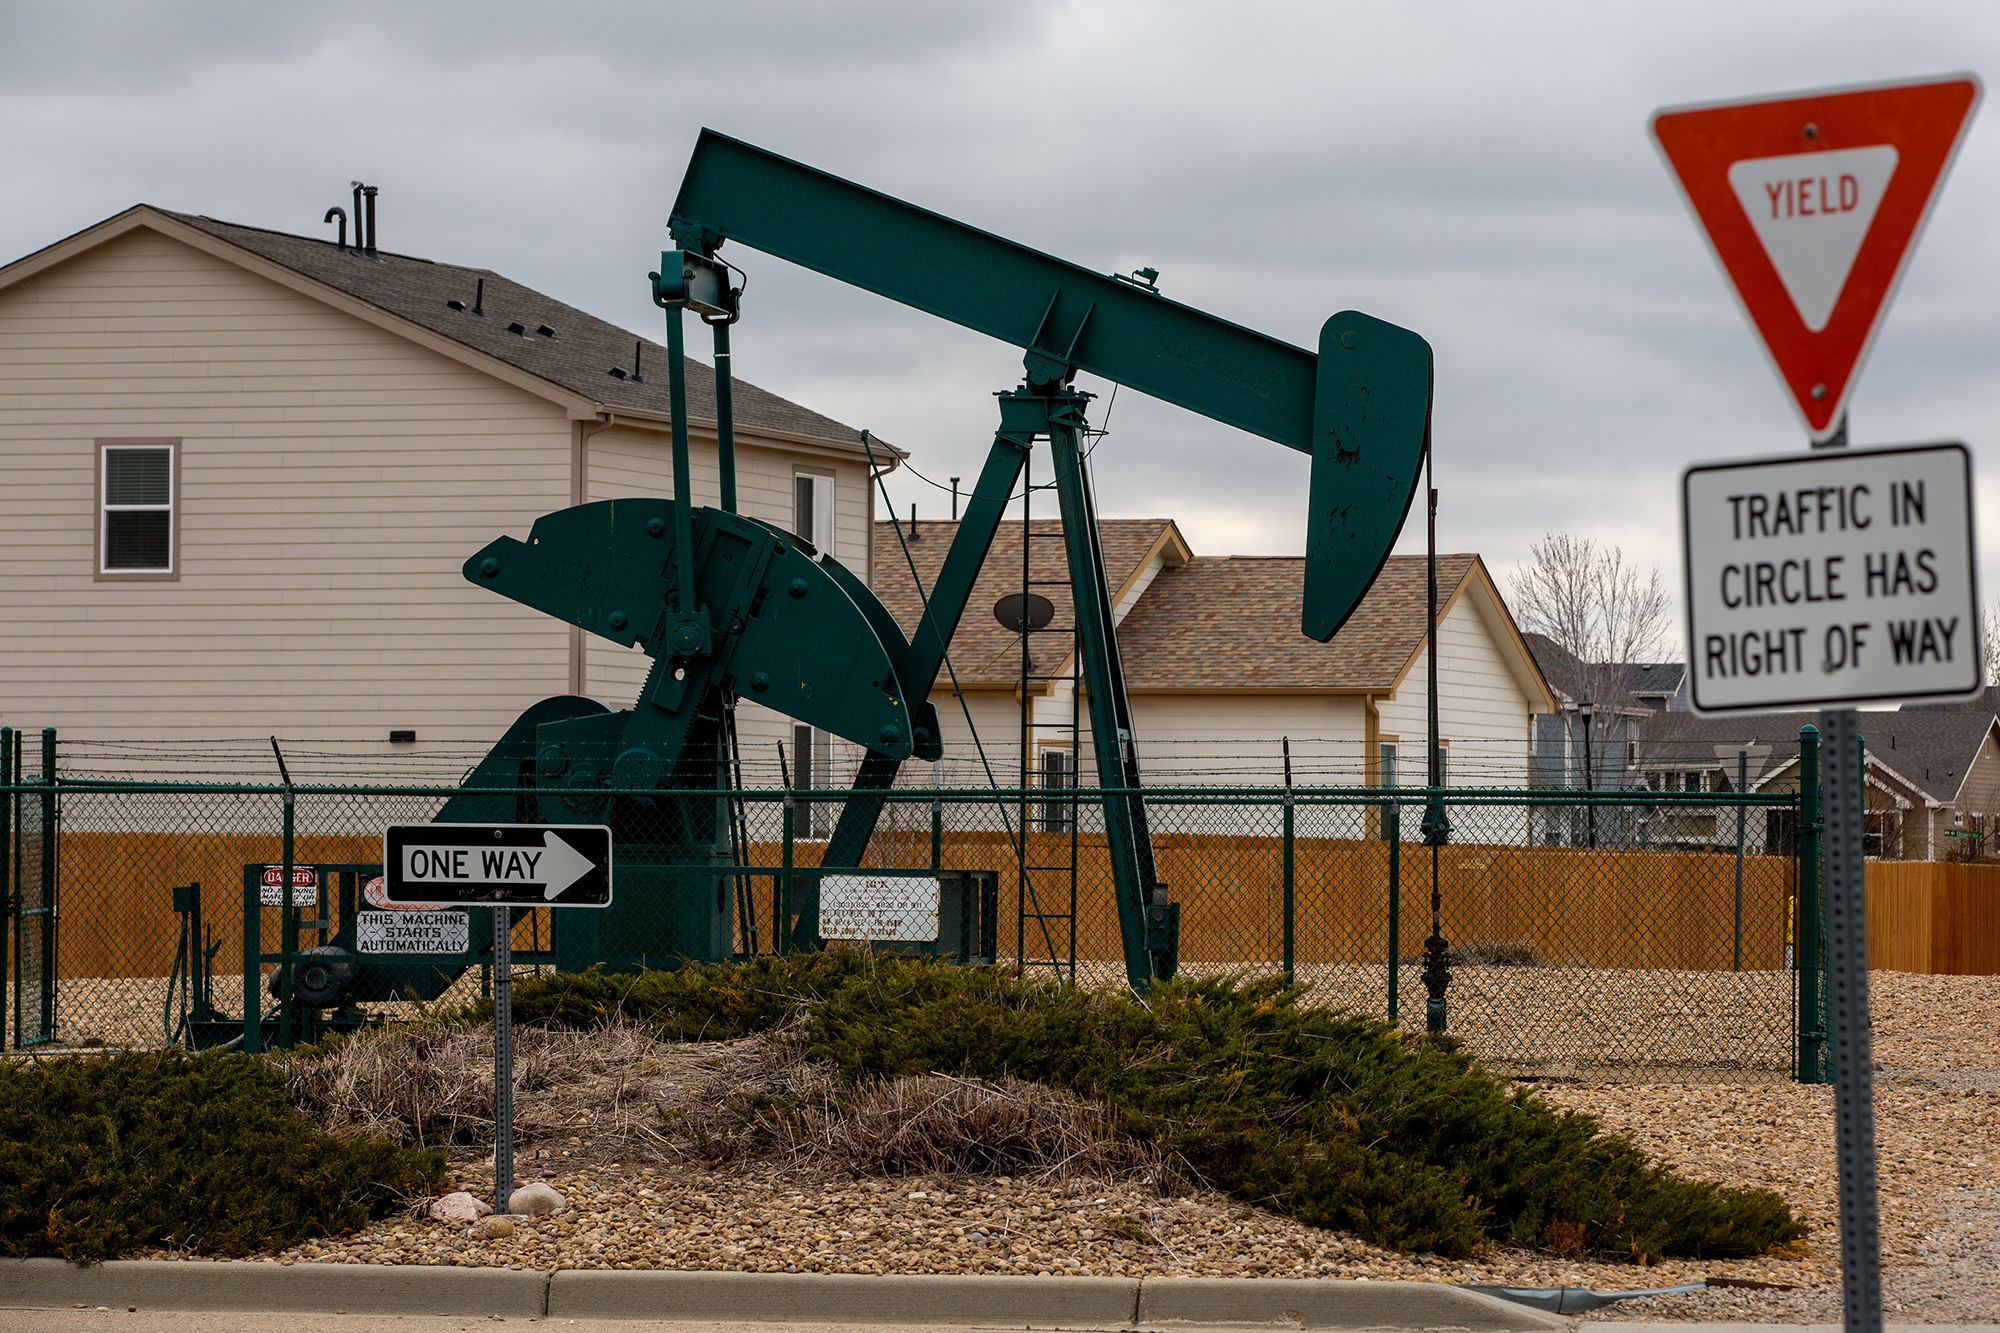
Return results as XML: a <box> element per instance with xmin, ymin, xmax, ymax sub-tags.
<box><xmin>1684</xmin><ymin>441</ymin><xmax>1978</xmax><ymax>713</ymax></box>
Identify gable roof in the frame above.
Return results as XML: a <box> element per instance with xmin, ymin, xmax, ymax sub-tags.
<box><xmin>0</xmin><ymin>205</ymin><xmax>878</xmax><ymax>453</ymax></box>
<box><xmin>869</xmin><ymin>518</ymin><xmax>1187</xmax><ymax>688</ymax></box>
<box><xmin>1118</xmin><ymin>553</ymin><xmax>1480</xmax><ymax>691</ymax></box>
<box><xmin>869</xmin><ymin>531</ymin><xmax>1554</xmax><ymax>705</ymax></box>
<box><xmin>1639</xmin><ymin>707</ymin><xmax>2000</xmax><ymax>805</ymax></box>
<box><xmin>1521</xmin><ymin>633</ymin><xmax>1683</xmax><ymax>706</ymax></box>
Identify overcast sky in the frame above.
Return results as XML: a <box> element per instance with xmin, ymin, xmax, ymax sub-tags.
<box><xmin>5</xmin><ymin>1</ymin><xmax>1996</xmax><ymax>652</ymax></box>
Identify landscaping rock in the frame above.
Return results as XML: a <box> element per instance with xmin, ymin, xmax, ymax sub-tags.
<box><xmin>480</xmin><ymin>1216</ymin><xmax>516</xmax><ymax>1239</ymax></box>
<box><xmin>428</xmin><ymin>1191</ymin><xmax>493</xmax><ymax>1223</ymax></box>
<box><xmin>509</xmin><ymin>1181</ymin><xmax>566</xmax><ymax>1216</ymax></box>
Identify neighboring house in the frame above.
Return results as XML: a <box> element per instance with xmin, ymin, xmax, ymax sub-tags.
<box><xmin>0</xmin><ymin>204</ymin><xmax>896</xmax><ymax>767</ymax></box>
<box><xmin>1634</xmin><ymin>706</ymin><xmax>2000</xmax><ymax>862</ymax></box>
<box><xmin>867</xmin><ymin>520</ymin><xmax>1556</xmax><ymax>791</ymax></box>
<box><xmin>1522</xmin><ymin>634</ymin><xmax>1688</xmax><ymax>794</ymax></box>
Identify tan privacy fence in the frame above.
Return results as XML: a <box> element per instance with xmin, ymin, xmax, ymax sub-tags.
<box><xmin>1866</xmin><ymin>861</ymin><xmax>2000</xmax><ymax>975</ymax></box>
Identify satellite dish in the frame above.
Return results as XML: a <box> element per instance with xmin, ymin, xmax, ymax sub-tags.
<box><xmin>993</xmin><ymin>592</ymin><xmax>1055</xmax><ymax>632</ymax></box>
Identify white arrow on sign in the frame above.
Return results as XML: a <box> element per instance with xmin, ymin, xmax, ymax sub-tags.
<box><xmin>400</xmin><ymin>831</ymin><xmax>598</xmax><ymax>900</ymax></box>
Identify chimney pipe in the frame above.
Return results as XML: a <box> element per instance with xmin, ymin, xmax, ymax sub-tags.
<box><xmin>351</xmin><ymin>182</ymin><xmax>363</xmax><ymax>247</ymax></box>
<box><xmin>909</xmin><ymin>502</ymin><xmax>920</xmax><ymax>541</ymax></box>
<box><xmin>362</xmin><ymin>185</ymin><xmax>378</xmax><ymax>256</ymax></box>
<box><xmin>950</xmin><ymin>477</ymin><xmax>960</xmax><ymax>520</ymax></box>
<box><xmin>473</xmin><ymin>277</ymin><xmax>484</xmax><ymax>316</ymax></box>
<box><xmin>323</xmin><ymin>207</ymin><xmax>347</xmax><ymax>252</ymax></box>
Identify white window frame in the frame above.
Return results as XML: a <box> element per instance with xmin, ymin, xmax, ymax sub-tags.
<box><xmin>96</xmin><ymin>439</ymin><xmax>180</xmax><ymax>581</ymax></box>
<box><xmin>1378</xmin><ymin>740</ymin><xmax>1399</xmax><ymax>789</ymax></box>
<box><xmin>794</xmin><ymin>470</ymin><xmax>835</xmax><ymax>554</ymax></box>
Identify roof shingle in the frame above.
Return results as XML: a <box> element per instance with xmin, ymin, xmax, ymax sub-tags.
<box><xmin>160</xmin><ymin>210</ymin><xmax>868</xmax><ymax>448</ymax></box>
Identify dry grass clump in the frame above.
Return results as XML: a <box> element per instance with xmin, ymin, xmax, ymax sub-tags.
<box><xmin>775</xmin><ymin>1073</ymin><xmax>1162</xmax><ymax>1182</ymax></box>
<box><xmin>282</xmin><ymin>1018</ymin><xmax>669</xmax><ymax>1149</ymax></box>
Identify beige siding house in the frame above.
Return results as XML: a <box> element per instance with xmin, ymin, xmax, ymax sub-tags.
<box><xmin>0</xmin><ymin>206</ymin><xmax>891</xmax><ymax>767</ymax></box>
<box><xmin>868</xmin><ymin>520</ymin><xmax>1556</xmax><ymax>790</ymax></box>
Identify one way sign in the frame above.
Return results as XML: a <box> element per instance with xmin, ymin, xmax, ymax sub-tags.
<box><xmin>382</xmin><ymin>824</ymin><xmax>613</xmax><ymax>907</ymax></box>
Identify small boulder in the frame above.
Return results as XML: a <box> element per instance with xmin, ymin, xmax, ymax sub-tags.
<box><xmin>429</xmin><ymin>1191</ymin><xmax>494</xmax><ymax>1223</ymax></box>
<box><xmin>509</xmin><ymin>1181</ymin><xmax>566</xmax><ymax>1217</ymax></box>
<box><xmin>480</xmin><ymin>1216</ymin><xmax>516</xmax><ymax>1240</ymax></box>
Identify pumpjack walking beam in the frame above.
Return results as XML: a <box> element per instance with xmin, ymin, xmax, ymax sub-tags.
<box><xmin>665</xmin><ymin>130</ymin><xmax>1434</xmax><ymax>988</ymax></box>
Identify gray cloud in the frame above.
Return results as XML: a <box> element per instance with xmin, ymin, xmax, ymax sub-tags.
<box><xmin>3</xmin><ymin>0</ymin><xmax>1996</xmax><ymax>634</ymax></box>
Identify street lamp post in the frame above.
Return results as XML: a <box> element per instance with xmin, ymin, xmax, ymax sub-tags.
<box><xmin>1579</xmin><ymin>699</ymin><xmax>1596</xmax><ymax>849</ymax></box>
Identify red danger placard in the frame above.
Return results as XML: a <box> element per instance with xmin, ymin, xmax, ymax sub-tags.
<box><xmin>1652</xmin><ymin>75</ymin><xmax>1980</xmax><ymax>440</ymax></box>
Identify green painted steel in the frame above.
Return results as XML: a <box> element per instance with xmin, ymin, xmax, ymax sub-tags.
<box><xmin>670</xmin><ymin>130</ymin><xmax>1433</xmax><ymax>645</ymax></box>
<box><xmin>671</xmin><ymin>130</ymin><xmax>1319</xmax><ymax>450</ymax></box>
<box><xmin>1302</xmin><ymin>313</ymin><xmax>1434</xmax><ymax>641</ymax></box>
<box><xmin>466</xmin><ymin>499</ymin><xmax>915</xmax><ymax>762</ymax></box>
<box><xmin>1046</xmin><ymin>391</ymin><xmax>1173</xmax><ymax>989</ymax></box>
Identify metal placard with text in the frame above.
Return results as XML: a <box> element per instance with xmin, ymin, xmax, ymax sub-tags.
<box><xmin>1683</xmin><ymin>441</ymin><xmax>1979</xmax><ymax>712</ymax></box>
<box><xmin>381</xmin><ymin>824</ymin><xmax>613</xmax><ymax>906</ymax></box>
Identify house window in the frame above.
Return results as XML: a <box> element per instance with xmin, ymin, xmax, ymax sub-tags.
<box><xmin>794</xmin><ymin>472</ymin><xmax>834</xmax><ymax>553</ymax></box>
<box><xmin>1378</xmin><ymin>742</ymin><xmax>1398</xmax><ymax>789</ymax></box>
<box><xmin>1038</xmin><ymin>747</ymin><xmax>1075</xmax><ymax>831</ymax></box>
<box><xmin>98</xmin><ymin>441</ymin><xmax>178</xmax><ymax>577</ymax></box>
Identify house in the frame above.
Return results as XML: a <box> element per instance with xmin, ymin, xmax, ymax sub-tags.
<box><xmin>866</xmin><ymin>519</ymin><xmax>1557</xmax><ymax>792</ymax></box>
<box><xmin>0</xmin><ymin>202</ymin><xmax>896</xmax><ymax>769</ymax></box>
<box><xmin>1633</xmin><ymin>705</ymin><xmax>2000</xmax><ymax>861</ymax></box>
<box><xmin>1522</xmin><ymin>633</ymin><xmax>1688</xmax><ymax>795</ymax></box>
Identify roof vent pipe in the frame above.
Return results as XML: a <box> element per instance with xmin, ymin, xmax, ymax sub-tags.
<box><xmin>473</xmin><ymin>278</ymin><xmax>483</xmax><ymax>315</ymax></box>
<box><xmin>323</xmin><ymin>207</ymin><xmax>347</xmax><ymax>252</ymax></box>
<box><xmin>632</xmin><ymin>340</ymin><xmax>642</xmax><ymax>382</ymax></box>
<box><xmin>351</xmin><ymin>182</ymin><xmax>364</xmax><ymax>247</ymax></box>
<box><xmin>362</xmin><ymin>184</ymin><xmax>378</xmax><ymax>256</ymax></box>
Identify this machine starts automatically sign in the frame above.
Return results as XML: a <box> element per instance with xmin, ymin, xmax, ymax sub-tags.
<box><xmin>1683</xmin><ymin>441</ymin><xmax>1980</xmax><ymax>712</ymax></box>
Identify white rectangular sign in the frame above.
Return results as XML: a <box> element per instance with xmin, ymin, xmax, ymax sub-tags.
<box><xmin>355</xmin><ymin>909</ymin><xmax>470</xmax><ymax>955</ymax></box>
<box><xmin>1683</xmin><ymin>442</ymin><xmax>1980</xmax><ymax>712</ymax></box>
<box><xmin>259</xmin><ymin>864</ymin><xmax>318</xmax><ymax>908</ymax></box>
<box><xmin>819</xmin><ymin>874</ymin><xmax>940</xmax><ymax>943</ymax></box>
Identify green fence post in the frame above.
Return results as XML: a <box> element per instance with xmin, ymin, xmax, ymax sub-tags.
<box><xmin>1796</xmin><ymin>724</ymin><xmax>1825</xmax><ymax>1085</ymax></box>
<box><xmin>1</xmin><ymin>725</ymin><xmax>10</xmax><ymax>1054</ymax></box>
<box><xmin>1387</xmin><ymin>801</ymin><xmax>1400</xmax><ymax>1023</ymax></box>
<box><xmin>931</xmin><ymin>793</ymin><xmax>943</xmax><ymax>874</ymax></box>
<box><xmin>1281</xmin><ymin>789</ymin><xmax>1295</xmax><ymax>985</ymax></box>
<box><xmin>780</xmin><ymin>792</ymin><xmax>795</xmax><ymax>956</ymax></box>
<box><xmin>38</xmin><ymin>729</ymin><xmax>55</xmax><ymax>1046</ymax></box>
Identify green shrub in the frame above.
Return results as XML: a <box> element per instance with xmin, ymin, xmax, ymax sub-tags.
<box><xmin>0</xmin><ymin>1050</ymin><xmax>445</xmax><ymax>1263</ymax></box>
<box><xmin>492</xmin><ymin>955</ymin><xmax>1803</xmax><ymax>1262</ymax></box>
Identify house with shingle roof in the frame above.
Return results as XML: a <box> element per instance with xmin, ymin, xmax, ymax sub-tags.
<box><xmin>0</xmin><ymin>202</ymin><xmax>897</xmax><ymax>757</ymax></box>
<box><xmin>1634</xmin><ymin>705</ymin><xmax>2000</xmax><ymax>861</ymax></box>
<box><xmin>870</xmin><ymin>519</ymin><xmax>1556</xmax><ymax>787</ymax></box>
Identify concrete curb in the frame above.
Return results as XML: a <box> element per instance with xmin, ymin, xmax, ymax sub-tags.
<box><xmin>547</xmin><ymin>1270</ymin><xmax>1141</xmax><ymax>1323</ymax></box>
<box><xmin>1139</xmin><ymin>1276</ymin><xmax>1569</xmax><ymax>1330</ymax></box>
<box><xmin>1</xmin><ymin>1260</ymin><xmax>1568</xmax><ymax>1329</ymax></box>
<box><xmin>0</xmin><ymin>1259</ymin><xmax>546</xmax><ymax>1316</ymax></box>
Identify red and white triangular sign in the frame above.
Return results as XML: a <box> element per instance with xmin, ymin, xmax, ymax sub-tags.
<box><xmin>1652</xmin><ymin>75</ymin><xmax>1981</xmax><ymax>441</ymax></box>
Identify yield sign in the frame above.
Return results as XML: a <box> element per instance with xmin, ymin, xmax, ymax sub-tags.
<box><xmin>1652</xmin><ymin>75</ymin><xmax>1981</xmax><ymax>441</ymax></box>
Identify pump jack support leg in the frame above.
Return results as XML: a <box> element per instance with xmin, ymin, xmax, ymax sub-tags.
<box><xmin>1046</xmin><ymin>400</ymin><xmax>1169</xmax><ymax>990</ymax></box>
<box><xmin>809</xmin><ymin>429</ymin><xmax>1032</xmax><ymax>949</ymax></box>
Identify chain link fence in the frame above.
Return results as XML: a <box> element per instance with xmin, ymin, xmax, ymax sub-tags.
<box><xmin>3</xmin><ymin>733</ymin><xmax>1811</xmax><ymax>1081</ymax></box>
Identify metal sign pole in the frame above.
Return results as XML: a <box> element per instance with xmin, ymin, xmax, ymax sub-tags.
<box><xmin>492</xmin><ymin>906</ymin><xmax>514</xmax><ymax>1218</ymax></box>
<box><xmin>1818</xmin><ymin>707</ymin><xmax>1883</xmax><ymax>1333</ymax></box>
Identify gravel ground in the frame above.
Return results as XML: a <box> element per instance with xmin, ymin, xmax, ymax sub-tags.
<box><xmin>128</xmin><ymin>970</ymin><xmax>1996</xmax><ymax>1324</ymax></box>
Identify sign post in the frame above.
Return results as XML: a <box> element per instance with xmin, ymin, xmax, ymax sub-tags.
<box><xmin>382</xmin><ymin>823</ymin><xmax>613</xmax><ymax>1216</ymax></box>
<box><xmin>1683</xmin><ymin>442</ymin><xmax>1979</xmax><ymax>1333</ymax></box>
<box><xmin>1659</xmin><ymin>75</ymin><xmax>1982</xmax><ymax>1333</ymax></box>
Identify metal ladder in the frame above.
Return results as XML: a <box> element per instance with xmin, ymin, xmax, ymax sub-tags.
<box><xmin>1014</xmin><ymin>463</ymin><xmax>1080</xmax><ymax>984</ymax></box>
